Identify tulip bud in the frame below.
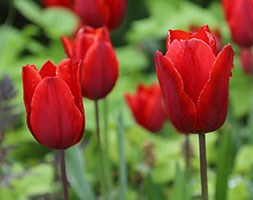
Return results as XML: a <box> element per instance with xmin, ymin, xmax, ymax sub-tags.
<box><xmin>222</xmin><ymin>0</ymin><xmax>253</xmax><ymax>47</ymax></box>
<box><xmin>62</xmin><ymin>26</ymin><xmax>118</xmax><ymax>100</ymax></box>
<box><xmin>73</xmin><ymin>0</ymin><xmax>127</xmax><ymax>30</ymax></box>
<box><xmin>125</xmin><ymin>84</ymin><xmax>167</xmax><ymax>132</ymax></box>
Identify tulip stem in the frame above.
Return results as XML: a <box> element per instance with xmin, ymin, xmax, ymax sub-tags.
<box><xmin>198</xmin><ymin>133</ymin><xmax>208</xmax><ymax>200</ymax></box>
<box><xmin>103</xmin><ymin>98</ymin><xmax>113</xmax><ymax>199</ymax></box>
<box><xmin>60</xmin><ymin>150</ymin><xmax>69</xmax><ymax>200</ymax></box>
<box><xmin>95</xmin><ymin>100</ymin><xmax>108</xmax><ymax>200</ymax></box>
<box><xmin>184</xmin><ymin>135</ymin><xmax>191</xmax><ymax>170</ymax></box>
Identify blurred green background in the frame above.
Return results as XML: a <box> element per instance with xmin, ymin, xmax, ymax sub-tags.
<box><xmin>1</xmin><ymin>0</ymin><xmax>253</xmax><ymax>199</ymax></box>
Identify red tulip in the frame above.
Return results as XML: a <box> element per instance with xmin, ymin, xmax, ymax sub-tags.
<box><xmin>125</xmin><ymin>84</ymin><xmax>167</xmax><ymax>132</ymax></box>
<box><xmin>62</xmin><ymin>26</ymin><xmax>118</xmax><ymax>100</ymax></box>
<box><xmin>222</xmin><ymin>0</ymin><xmax>253</xmax><ymax>47</ymax></box>
<box><xmin>22</xmin><ymin>59</ymin><xmax>85</xmax><ymax>149</ymax></box>
<box><xmin>43</xmin><ymin>0</ymin><xmax>72</xmax><ymax>8</ymax></box>
<box><xmin>73</xmin><ymin>0</ymin><xmax>127</xmax><ymax>30</ymax></box>
<box><xmin>155</xmin><ymin>25</ymin><xmax>234</xmax><ymax>134</ymax></box>
<box><xmin>240</xmin><ymin>47</ymin><xmax>253</xmax><ymax>74</ymax></box>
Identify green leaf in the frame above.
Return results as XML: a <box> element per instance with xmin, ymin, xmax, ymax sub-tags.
<box><xmin>41</xmin><ymin>8</ymin><xmax>78</xmax><ymax>38</ymax></box>
<box><xmin>10</xmin><ymin>164</ymin><xmax>54</xmax><ymax>199</ymax></box>
<box><xmin>170</xmin><ymin>163</ymin><xmax>190</xmax><ymax>200</ymax></box>
<box><xmin>233</xmin><ymin>145</ymin><xmax>253</xmax><ymax>175</ymax></box>
<box><xmin>116</xmin><ymin>112</ymin><xmax>128</xmax><ymax>199</ymax></box>
<box><xmin>14</xmin><ymin>0</ymin><xmax>43</xmax><ymax>25</ymax></box>
<box><xmin>215</xmin><ymin>131</ymin><xmax>233</xmax><ymax>200</ymax></box>
<box><xmin>65</xmin><ymin>146</ymin><xmax>95</xmax><ymax>200</ymax></box>
<box><xmin>116</xmin><ymin>45</ymin><xmax>149</xmax><ymax>75</ymax></box>
<box><xmin>144</xmin><ymin>174</ymin><xmax>166</xmax><ymax>200</ymax></box>
<box><xmin>0</xmin><ymin>26</ymin><xmax>26</xmax><ymax>69</ymax></box>
<box><xmin>14</xmin><ymin>0</ymin><xmax>78</xmax><ymax>38</ymax></box>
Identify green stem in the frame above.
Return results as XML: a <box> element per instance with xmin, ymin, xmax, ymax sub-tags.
<box><xmin>60</xmin><ymin>150</ymin><xmax>69</xmax><ymax>200</ymax></box>
<box><xmin>184</xmin><ymin>135</ymin><xmax>190</xmax><ymax>170</ymax></box>
<box><xmin>198</xmin><ymin>133</ymin><xmax>208</xmax><ymax>200</ymax></box>
<box><xmin>95</xmin><ymin>100</ymin><xmax>108</xmax><ymax>200</ymax></box>
<box><xmin>117</xmin><ymin>112</ymin><xmax>127</xmax><ymax>200</ymax></box>
<box><xmin>103</xmin><ymin>98</ymin><xmax>113</xmax><ymax>199</ymax></box>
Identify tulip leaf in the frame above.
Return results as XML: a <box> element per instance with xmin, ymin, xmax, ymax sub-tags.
<box><xmin>65</xmin><ymin>146</ymin><xmax>96</xmax><ymax>200</ymax></box>
<box><xmin>143</xmin><ymin>174</ymin><xmax>166</xmax><ymax>200</ymax></box>
<box><xmin>116</xmin><ymin>112</ymin><xmax>128</xmax><ymax>199</ymax></box>
<box><xmin>233</xmin><ymin>145</ymin><xmax>253</xmax><ymax>175</ymax></box>
<box><xmin>115</xmin><ymin>46</ymin><xmax>149</xmax><ymax>74</ymax></box>
<box><xmin>14</xmin><ymin>0</ymin><xmax>43</xmax><ymax>25</ymax></box>
<box><xmin>170</xmin><ymin>163</ymin><xmax>190</xmax><ymax>200</ymax></box>
<box><xmin>0</xmin><ymin>26</ymin><xmax>26</xmax><ymax>69</ymax></box>
<box><xmin>14</xmin><ymin>0</ymin><xmax>78</xmax><ymax>38</ymax></box>
<box><xmin>9</xmin><ymin>164</ymin><xmax>54</xmax><ymax>199</ymax></box>
<box><xmin>215</xmin><ymin>131</ymin><xmax>233</xmax><ymax>200</ymax></box>
<box><xmin>41</xmin><ymin>8</ymin><xmax>78</xmax><ymax>38</ymax></box>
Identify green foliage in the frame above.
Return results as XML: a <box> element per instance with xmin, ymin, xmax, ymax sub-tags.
<box><xmin>65</xmin><ymin>146</ymin><xmax>96</xmax><ymax>200</ymax></box>
<box><xmin>14</xmin><ymin>0</ymin><xmax>78</xmax><ymax>38</ymax></box>
<box><xmin>171</xmin><ymin>164</ymin><xmax>190</xmax><ymax>200</ymax></box>
<box><xmin>215</xmin><ymin>131</ymin><xmax>233</xmax><ymax>200</ymax></box>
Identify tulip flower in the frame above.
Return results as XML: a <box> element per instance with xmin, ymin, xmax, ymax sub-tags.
<box><xmin>22</xmin><ymin>59</ymin><xmax>85</xmax><ymax>149</ymax></box>
<box><xmin>240</xmin><ymin>47</ymin><xmax>253</xmax><ymax>74</ymax></box>
<box><xmin>125</xmin><ymin>84</ymin><xmax>167</xmax><ymax>132</ymax></box>
<box><xmin>73</xmin><ymin>0</ymin><xmax>127</xmax><ymax>30</ymax></box>
<box><xmin>43</xmin><ymin>0</ymin><xmax>72</xmax><ymax>8</ymax></box>
<box><xmin>222</xmin><ymin>0</ymin><xmax>253</xmax><ymax>47</ymax></box>
<box><xmin>155</xmin><ymin>25</ymin><xmax>234</xmax><ymax>134</ymax></box>
<box><xmin>62</xmin><ymin>26</ymin><xmax>118</xmax><ymax>100</ymax></box>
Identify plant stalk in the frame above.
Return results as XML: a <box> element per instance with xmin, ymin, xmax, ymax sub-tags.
<box><xmin>184</xmin><ymin>135</ymin><xmax>191</xmax><ymax>170</ymax></box>
<box><xmin>198</xmin><ymin>133</ymin><xmax>208</xmax><ymax>200</ymax></box>
<box><xmin>103</xmin><ymin>98</ymin><xmax>113</xmax><ymax>199</ymax></box>
<box><xmin>95</xmin><ymin>100</ymin><xmax>108</xmax><ymax>200</ymax></box>
<box><xmin>60</xmin><ymin>150</ymin><xmax>69</xmax><ymax>200</ymax></box>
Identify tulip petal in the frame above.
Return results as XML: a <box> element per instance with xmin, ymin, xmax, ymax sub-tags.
<box><xmin>39</xmin><ymin>60</ymin><xmax>56</xmax><ymax>78</ymax></box>
<box><xmin>166</xmin><ymin>30</ymin><xmax>191</xmax><ymax>50</ymax></box>
<box><xmin>166</xmin><ymin>39</ymin><xmax>216</xmax><ymax>104</ymax></box>
<box><xmin>143</xmin><ymin>92</ymin><xmax>166</xmax><ymax>132</ymax></box>
<box><xmin>30</xmin><ymin>77</ymin><xmax>83</xmax><ymax>149</ymax></box>
<box><xmin>22</xmin><ymin>65</ymin><xmax>42</xmax><ymax>118</ymax></box>
<box><xmin>125</xmin><ymin>94</ymin><xmax>142</xmax><ymax>124</ymax></box>
<box><xmin>61</xmin><ymin>36</ymin><xmax>74</xmax><ymax>58</ymax></box>
<box><xmin>191</xmin><ymin>25</ymin><xmax>217</xmax><ymax>55</ymax></box>
<box><xmin>57</xmin><ymin>59</ymin><xmax>84</xmax><ymax>113</ymax></box>
<box><xmin>197</xmin><ymin>44</ymin><xmax>234</xmax><ymax>133</ymax></box>
<box><xmin>81</xmin><ymin>41</ymin><xmax>118</xmax><ymax>99</ymax></box>
<box><xmin>155</xmin><ymin>51</ymin><xmax>197</xmax><ymax>133</ymax></box>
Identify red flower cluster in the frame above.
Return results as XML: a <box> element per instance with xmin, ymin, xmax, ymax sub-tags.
<box><xmin>62</xmin><ymin>26</ymin><xmax>118</xmax><ymax>100</ymax></box>
<box><xmin>22</xmin><ymin>60</ymin><xmax>85</xmax><ymax>149</ymax></box>
<box><xmin>125</xmin><ymin>84</ymin><xmax>167</xmax><ymax>132</ymax></box>
<box><xmin>155</xmin><ymin>26</ymin><xmax>234</xmax><ymax>134</ymax></box>
<box><xmin>43</xmin><ymin>0</ymin><xmax>127</xmax><ymax>30</ymax></box>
